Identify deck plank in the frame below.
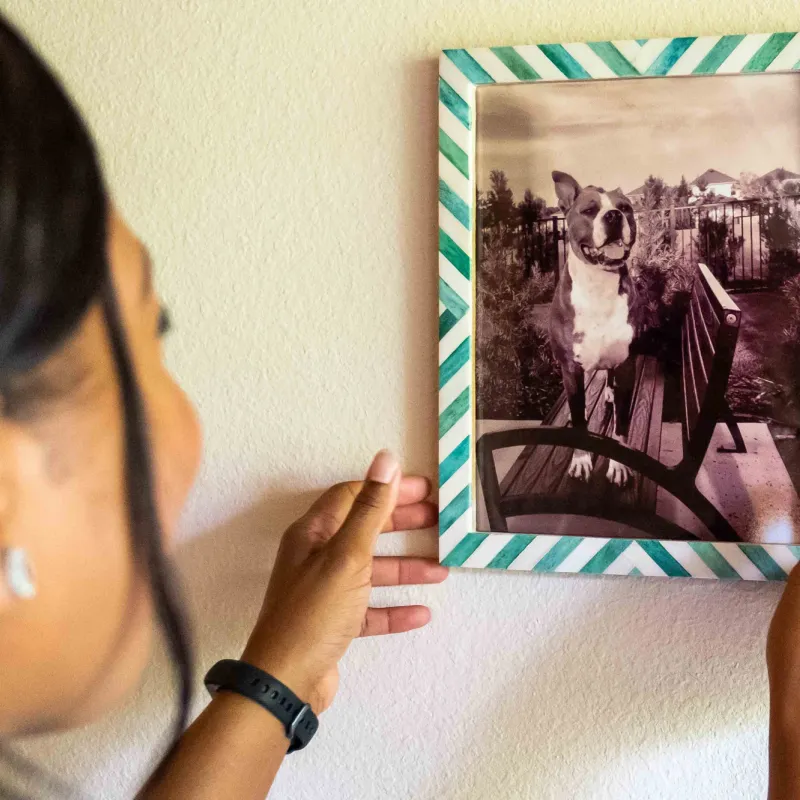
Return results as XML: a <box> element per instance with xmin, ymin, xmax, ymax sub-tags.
<box><xmin>503</xmin><ymin>356</ymin><xmax>665</xmax><ymax>516</ymax></box>
<box><xmin>502</xmin><ymin>370</ymin><xmax>604</xmax><ymax>497</ymax></box>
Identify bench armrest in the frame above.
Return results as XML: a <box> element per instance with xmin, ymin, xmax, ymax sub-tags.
<box><xmin>476</xmin><ymin>426</ymin><xmax>741</xmax><ymax>542</ymax></box>
<box><xmin>477</xmin><ymin>425</ymin><xmax>677</xmax><ymax>496</ymax></box>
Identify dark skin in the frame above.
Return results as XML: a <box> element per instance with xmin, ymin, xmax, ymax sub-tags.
<box><xmin>768</xmin><ymin>563</ymin><xmax>800</xmax><ymax>799</ymax></box>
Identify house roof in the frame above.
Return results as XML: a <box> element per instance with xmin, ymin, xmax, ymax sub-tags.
<box><xmin>627</xmin><ymin>184</ymin><xmax>647</xmax><ymax>196</ymax></box>
<box><xmin>690</xmin><ymin>168</ymin><xmax>735</xmax><ymax>186</ymax></box>
<box><xmin>760</xmin><ymin>167</ymin><xmax>800</xmax><ymax>182</ymax></box>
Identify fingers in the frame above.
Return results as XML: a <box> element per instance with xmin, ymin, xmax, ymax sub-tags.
<box><xmin>360</xmin><ymin>605</ymin><xmax>431</xmax><ymax>637</ymax></box>
<box><xmin>385</xmin><ymin>501</ymin><xmax>437</xmax><ymax>533</ymax></box>
<box><xmin>396</xmin><ymin>475</ymin><xmax>432</xmax><ymax>507</ymax></box>
<box><xmin>307</xmin><ymin>475</ymin><xmax>430</xmax><ymax>521</ymax></box>
<box><xmin>333</xmin><ymin>452</ymin><xmax>400</xmax><ymax>555</ymax></box>
<box><xmin>371</xmin><ymin>557</ymin><xmax>448</xmax><ymax>587</ymax></box>
<box><xmin>296</xmin><ymin>473</ymin><xmax>433</xmax><ymax>546</ymax></box>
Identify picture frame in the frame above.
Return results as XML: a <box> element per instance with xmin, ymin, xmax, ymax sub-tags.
<box><xmin>438</xmin><ymin>33</ymin><xmax>800</xmax><ymax>581</ymax></box>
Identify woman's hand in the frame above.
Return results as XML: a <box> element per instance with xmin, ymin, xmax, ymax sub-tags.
<box><xmin>767</xmin><ymin>563</ymin><xmax>800</xmax><ymax>799</ymax></box>
<box><xmin>241</xmin><ymin>451</ymin><xmax>445</xmax><ymax>713</ymax></box>
<box><xmin>140</xmin><ymin>453</ymin><xmax>442</xmax><ymax>799</ymax></box>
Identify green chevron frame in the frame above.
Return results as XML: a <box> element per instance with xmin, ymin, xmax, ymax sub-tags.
<box><xmin>438</xmin><ymin>32</ymin><xmax>800</xmax><ymax>581</ymax></box>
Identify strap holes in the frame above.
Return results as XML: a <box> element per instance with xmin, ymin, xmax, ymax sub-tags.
<box><xmin>271</xmin><ymin>691</ymin><xmax>279</xmax><ymax>700</ymax></box>
<box><xmin>250</xmin><ymin>678</ymin><xmax>260</xmax><ymax>687</ymax></box>
<box><xmin>286</xmin><ymin>703</ymin><xmax>293</xmax><ymax>712</ymax></box>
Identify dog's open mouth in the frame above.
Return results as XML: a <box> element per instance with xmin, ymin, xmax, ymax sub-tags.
<box><xmin>581</xmin><ymin>240</ymin><xmax>628</xmax><ymax>267</ymax></box>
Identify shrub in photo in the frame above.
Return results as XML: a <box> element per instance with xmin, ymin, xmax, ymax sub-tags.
<box><xmin>777</xmin><ymin>274</ymin><xmax>800</xmax><ymax>422</ymax></box>
<box><xmin>631</xmin><ymin>198</ymin><xmax>694</xmax><ymax>364</ymax></box>
<box><xmin>476</xmin><ymin>239</ymin><xmax>560</xmax><ymax>420</ymax></box>
<box><xmin>695</xmin><ymin>213</ymin><xmax>742</xmax><ymax>285</ymax></box>
<box><xmin>762</xmin><ymin>200</ymin><xmax>800</xmax><ymax>284</ymax></box>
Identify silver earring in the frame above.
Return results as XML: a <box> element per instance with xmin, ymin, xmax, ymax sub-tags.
<box><xmin>2</xmin><ymin>547</ymin><xmax>36</xmax><ymax>599</ymax></box>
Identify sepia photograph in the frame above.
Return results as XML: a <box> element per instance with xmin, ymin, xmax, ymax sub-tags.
<box><xmin>474</xmin><ymin>72</ymin><xmax>800</xmax><ymax>543</ymax></box>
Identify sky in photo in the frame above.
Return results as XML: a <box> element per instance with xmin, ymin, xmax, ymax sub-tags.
<box><xmin>477</xmin><ymin>72</ymin><xmax>800</xmax><ymax>206</ymax></box>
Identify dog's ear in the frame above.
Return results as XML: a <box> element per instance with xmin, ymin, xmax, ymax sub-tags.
<box><xmin>552</xmin><ymin>171</ymin><xmax>581</xmax><ymax>213</ymax></box>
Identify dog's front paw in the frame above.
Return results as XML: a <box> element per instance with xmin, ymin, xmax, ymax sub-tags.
<box><xmin>604</xmin><ymin>385</ymin><xmax>614</xmax><ymax>405</ymax></box>
<box><xmin>606</xmin><ymin>460</ymin><xmax>631</xmax><ymax>487</ymax></box>
<box><xmin>568</xmin><ymin>451</ymin><xmax>593</xmax><ymax>482</ymax></box>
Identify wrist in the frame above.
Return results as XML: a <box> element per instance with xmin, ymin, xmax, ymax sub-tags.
<box><xmin>240</xmin><ymin>644</ymin><xmax>316</xmax><ymax>703</ymax></box>
<box><xmin>204</xmin><ymin>659</ymin><xmax>320</xmax><ymax>753</ymax></box>
<box><xmin>209</xmin><ymin>690</ymin><xmax>290</xmax><ymax>752</ymax></box>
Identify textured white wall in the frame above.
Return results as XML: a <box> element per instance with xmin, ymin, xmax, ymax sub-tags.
<box><xmin>7</xmin><ymin>2</ymin><xmax>800</xmax><ymax>798</ymax></box>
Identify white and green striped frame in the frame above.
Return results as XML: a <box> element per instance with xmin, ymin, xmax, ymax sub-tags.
<box><xmin>438</xmin><ymin>32</ymin><xmax>800</xmax><ymax>581</ymax></box>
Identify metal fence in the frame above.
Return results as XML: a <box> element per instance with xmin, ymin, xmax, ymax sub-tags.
<box><xmin>671</xmin><ymin>196</ymin><xmax>800</xmax><ymax>289</ymax></box>
<box><xmin>485</xmin><ymin>195</ymin><xmax>800</xmax><ymax>291</ymax></box>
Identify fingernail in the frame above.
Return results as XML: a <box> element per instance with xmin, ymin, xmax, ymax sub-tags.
<box><xmin>366</xmin><ymin>450</ymin><xmax>400</xmax><ymax>484</ymax></box>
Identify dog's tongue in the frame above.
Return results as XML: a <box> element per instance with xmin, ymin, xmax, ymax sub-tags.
<box><xmin>603</xmin><ymin>242</ymin><xmax>625</xmax><ymax>261</ymax></box>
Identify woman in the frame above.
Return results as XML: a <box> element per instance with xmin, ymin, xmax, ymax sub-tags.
<box><xmin>0</xmin><ymin>14</ymin><xmax>797</xmax><ymax>800</ymax></box>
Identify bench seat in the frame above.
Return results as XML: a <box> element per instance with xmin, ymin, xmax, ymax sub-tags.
<box><xmin>499</xmin><ymin>356</ymin><xmax>664</xmax><ymax>520</ymax></box>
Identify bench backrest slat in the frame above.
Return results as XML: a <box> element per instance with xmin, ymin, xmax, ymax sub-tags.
<box><xmin>680</xmin><ymin>264</ymin><xmax>741</xmax><ymax>474</ymax></box>
<box><xmin>682</xmin><ymin>325</ymin><xmax>700</xmax><ymax>434</ymax></box>
<box><xmin>688</xmin><ymin>291</ymin><xmax>714</xmax><ymax>376</ymax></box>
<box><xmin>693</xmin><ymin>279</ymin><xmax>719</xmax><ymax>350</ymax></box>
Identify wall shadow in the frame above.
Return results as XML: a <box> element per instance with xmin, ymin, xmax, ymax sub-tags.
<box><xmin>398</xmin><ymin>56</ymin><xmax>440</xmax><ymax>505</ymax></box>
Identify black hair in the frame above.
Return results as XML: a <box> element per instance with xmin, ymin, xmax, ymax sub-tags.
<box><xmin>0</xmin><ymin>15</ymin><xmax>192</xmax><ymax>797</ymax></box>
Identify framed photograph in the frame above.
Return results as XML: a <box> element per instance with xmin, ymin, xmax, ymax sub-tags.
<box><xmin>438</xmin><ymin>33</ymin><xmax>800</xmax><ymax>580</ymax></box>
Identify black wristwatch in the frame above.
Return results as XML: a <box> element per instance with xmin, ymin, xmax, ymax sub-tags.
<box><xmin>204</xmin><ymin>659</ymin><xmax>319</xmax><ymax>752</ymax></box>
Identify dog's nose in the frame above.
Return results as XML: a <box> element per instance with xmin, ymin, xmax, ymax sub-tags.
<box><xmin>604</xmin><ymin>209</ymin><xmax>623</xmax><ymax>224</ymax></box>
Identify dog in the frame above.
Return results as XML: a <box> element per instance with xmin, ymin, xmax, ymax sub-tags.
<box><xmin>548</xmin><ymin>171</ymin><xmax>639</xmax><ymax>486</ymax></box>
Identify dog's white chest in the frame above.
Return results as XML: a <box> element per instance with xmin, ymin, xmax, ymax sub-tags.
<box><xmin>570</xmin><ymin>261</ymin><xmax>633</xmax><ymax>371</ymax></box>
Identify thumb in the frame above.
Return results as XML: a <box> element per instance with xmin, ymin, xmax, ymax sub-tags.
<box><xmin>333</xmin><ymin>451</ymin><xmax>400</xmax><ymax>555</ymax></box>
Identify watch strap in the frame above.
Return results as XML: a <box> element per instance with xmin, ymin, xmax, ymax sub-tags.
<box><xmin>204</xmin><ymin>659</ymin><xmax>319</xmax><ymax>752</ymax></box>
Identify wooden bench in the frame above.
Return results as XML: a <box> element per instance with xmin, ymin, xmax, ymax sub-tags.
<box><xmin>477</xmin><ymin>264</ymin><xmax>746</xmax><ymax>542</ymax></box>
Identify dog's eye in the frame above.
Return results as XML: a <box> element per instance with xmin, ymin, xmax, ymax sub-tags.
<box><xmin>618</xmin><ymin>203</ymin><xmax>632</xmax><ymax>214</ymax></box>
<box><xmin>581</xmin><ymin>203</ymin><xmax>598</xmax><ymax>216</ymax></box>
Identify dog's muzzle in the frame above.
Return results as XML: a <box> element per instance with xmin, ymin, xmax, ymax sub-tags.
<box><xmin>581</xmin><ymin>240</ymin><xmax>630</xmax><ymax>268</ymax></box>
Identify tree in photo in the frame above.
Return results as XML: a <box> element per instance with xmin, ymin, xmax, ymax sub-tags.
<box><xmin>736</xmin><ymin>171</ymin><xmax>771</xmax><ymax>200</ymax></box>
<box><xmin>516</xmin><ymin>189</ymin><xmax>548</xmax><ymax>278</ymax></box>
<box><xmin>477</xmin><ymin>190</ymin><xmax>492</xmax><ymax>250</ymax></box>
<box><xmin>783</xmin><ymin>179</ymin><xmax>800</xmax><ymax>196</ymax></box>
<box><xmin>486</xmin><ymin>169</ymin><xmax>516</xmax><ymax>246</ymax></box>
<box><xmin>674</xmin><ymin>175</ymin><xmax>691</xmax><ymax>205</ymax></box>
<box><xmin>643</xmin><ymin>174</ymin><xmax>667</xmax><ymax>209</ymax></box>
<box><xmin>669</xmin><ymin>175</ymin><xmax>692</xmax><ymax>230</ymax></box>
